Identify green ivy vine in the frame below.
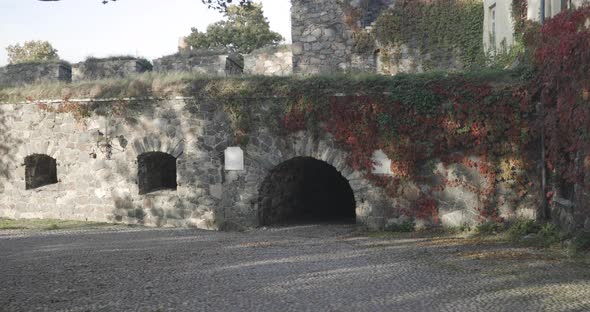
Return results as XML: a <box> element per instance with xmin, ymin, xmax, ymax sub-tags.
<box><xmin>373</xmin><ymin>0</ymin><xmax>485</xmax><ymax>70</ymax></box>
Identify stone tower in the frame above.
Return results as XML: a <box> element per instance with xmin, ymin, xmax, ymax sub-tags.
<box><xmin>290</xmin><ymin>0</ymin><xmax>394</xmax><ymax>75</ymax></box>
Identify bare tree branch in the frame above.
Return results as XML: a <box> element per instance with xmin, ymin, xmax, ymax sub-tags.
<box><xmin>37</xmin><ymin>0</ymin><xmax>253</xmax><ymax>11</ymax></box>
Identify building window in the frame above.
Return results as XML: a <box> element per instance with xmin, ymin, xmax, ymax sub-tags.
<box><xmin>25</xmin><ymin>154</ymin><xmax>58</xmax><ymax>190</ymax></box>
<box><xmin>489</xmin><ymin>4</ymin><xmax>497</xmax><ymax>52</ymax></box>
<box><xmin>137</xmin><ymin>152</ymin><xmax>177</xmax><ymax>195</ymax></box>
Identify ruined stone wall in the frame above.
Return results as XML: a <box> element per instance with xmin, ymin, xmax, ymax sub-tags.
<box><xmin>72</xmin><ymin>59</ymin><xmax>151</xmax><ymax>82</ymax></box>
<box><xmin>0</xmin><ymin>96</ymin><xmax>541</xmax><ymax>230</ymax></box>
<box><xmin>0</xmin><ymin>62</ymin><xmax>72</xmax><ymax>86</ymax></box>
<box><xmin>218</xmin><ymin>123</ymin><xmax>395</xmax><ymax>229</ymax></box>
<box><xmin>244</xmin><ymin>45</ymin><xmax>293</xmax><ymax>76</ymax></box>
<box><xmin>153</xmin><ymin>53</ymin><xmax>243</xmax><ymax>76</ymax></box>
<box><xmin>0</xmin><ymin>98</ymin><xmax>230</xmax><ymax>229</ymax></box>
<box><xmin>291</xmin><ymin>0</ymin><xmax>471</xmax><ymax>75</ymax></box>
<box><xmin>0</xmin><ymin>99</ymin><xmax>383</xmax><ymax>229</ymax></box>
<box><xmin>376</xmin><ymin>46</ymin><xmax>465</xmax><ymax>75</ymax></box>
<box><xmin>0</xmin><ymin>97</ymin><xmax>392</xmax><ymax>230</ymax></box>
<box><xmin>291</xmin><ymin>0</ymin><xmax>397</xmax><ymax>75</ymax></box>
<box><xmin>291</xmin><ymin>0</ymin><xmax>355</xmax><ymax>74</ymax></box>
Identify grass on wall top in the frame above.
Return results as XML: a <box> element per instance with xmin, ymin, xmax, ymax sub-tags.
<box><xmin>0</xmin><ymin>69</ymin><xmax>523</xmax><ymax>104</ymax></box>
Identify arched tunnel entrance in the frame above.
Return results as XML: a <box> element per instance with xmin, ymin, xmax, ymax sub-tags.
<box><xmin>258</xmin><ymin>157</ymin><xmax>356</xmax><ymax>226</ymax></box>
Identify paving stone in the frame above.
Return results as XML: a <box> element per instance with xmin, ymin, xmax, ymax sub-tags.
<box><xmin>3</xmin><ymin>225</ymin><xmax>588</xmax><ymax>312</ymax></box>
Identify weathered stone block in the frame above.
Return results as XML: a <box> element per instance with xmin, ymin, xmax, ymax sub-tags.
<box><xmin>0</xmin><ymin>62</ymin><xmax>71</xmax><ymax>86</ymax></box>
<box><xmin>153</xmin><ymin>50</ymin><xmax>243</xmax><ymax>76</ymax></box>
<box><xmin>72</xmin><ymin>58</ymin><xmax>151</xmax><ymax>82</ymax></box>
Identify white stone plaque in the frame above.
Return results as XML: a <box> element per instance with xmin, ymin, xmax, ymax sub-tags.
<box><xmin>224</xmin><ymin>146</ymin><xmax>244</xmax><ymax>171</ymax></box>
<box><xmin>372</xmin><ymin>149</ymin><xmax>393</xmax><ymax>175</ymax></box>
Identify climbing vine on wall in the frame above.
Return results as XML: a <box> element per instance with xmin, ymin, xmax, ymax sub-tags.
<box><xmin>511</xmin><ymin>0</ymin><xmax>528</xmax><ymax>34</ymax></box>
<box><xmin>533</xmin><ymin>6</ymin><xmax>590</xmax><ymax>192</ymax></box>
<box><xmin>33</xmin><ymin>97</ymin><xmax>91</xmax><ymax>122</ymax></box>
<box><xmin>374</xmin><ymin>0</ymin><xmax>485</xmax><ymax>70</ymax></box>
<box><xmin>284</xmin><ymin>77</ymin><xmax>534</xmax><ymax>222</ymax></box>
<box><xmin>488</xmin><ymin>0</ymin><xmax>540</xmax><ymax>68</ymax></box>
<box><xmin>203</xmin><ymin>71</ymin><xmax>536</xmax><ymax>223</ymax></box>
<box><xmin>17</xmin><ymin>69</ymin><xmax>540</xmax><ymax>224</ymax></box>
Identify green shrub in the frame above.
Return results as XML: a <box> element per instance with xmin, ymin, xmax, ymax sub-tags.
<box><xmin>475</xmin><ymin>221</ymin><xmax>502</xmax><ymax>235</ymax></box>
<box><xmin>506</xmin><ymin>220</ymin><xmax>566</xmax><ymax>248</ymax></box>
<box><xmin>45</xmin><ymin>224</ymin><xmax>60</xmax><ymax>230</ymax></box>
<box><xmin>569</xmin><ymin>232</ymin><xmax>590</xmax><ymax>255</ymax></box>
<box><xmin>385</xmin><ymin>220</ymin><xmax>415</xmax><ymax>233</ymax></box>
<box><xmin>506</xmin><ymin>219</ymin><xmax>539</xmax><ymax>239</ymax></box>
<box><xmin>442</xmin><ymin>224</ymin><xmax>472</xmax><ymax>235</ymax></box>
<box><xmin>532</xmin><ymin>223</ymin><xmax>564</xmax><ymax>247</ymax></box>
<box><xmin>137</xmin><ymin>58</ymin><xmax>153</xmax><ymax>71</ymax></box>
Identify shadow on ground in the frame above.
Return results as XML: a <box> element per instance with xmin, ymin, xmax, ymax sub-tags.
<box><xmin>0</xmin><ymin>224</ymin><xmax>588</xmax><ymax>311</ymax></box>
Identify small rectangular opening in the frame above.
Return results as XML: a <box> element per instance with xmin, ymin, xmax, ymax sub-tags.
<box><xmin>25</xmin><ymin>154</ymin><xmax>58</xmax><ymax>190</ymax></box>
<box><xmin>138</xmin><ymin>152</ymin><xmax>177</xmax><ymax>195</ymax></box>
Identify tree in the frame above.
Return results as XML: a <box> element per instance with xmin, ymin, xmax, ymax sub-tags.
<box><xmin>200</xmin><ymin>0</ymin><xmax>252</xmax><ymax>11</ymax></box>
<box><xmin>6</xmin><ymin>41</ymin><xmax>59</xmax><ymax>64</ymax></box>
<box><xmin>186</xmin><ymin>4</ymin><xmax>283</xmax><ymax>54</ymax></box>
<box><xmin>38</xmin><ymin>0</ymin><xmax>253</xmax><ymax>11</ymax></box>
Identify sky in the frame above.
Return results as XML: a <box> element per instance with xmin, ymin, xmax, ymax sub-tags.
<box><xmin>0</xmin><ymin>0</ymin><xmax>292</xmax><ymax>66</ymax></box>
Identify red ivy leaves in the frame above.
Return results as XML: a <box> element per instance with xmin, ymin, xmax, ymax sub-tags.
<box><xmin>282</xmin><ymin>78</ymin><xmax>534</xmax><ymax>222</ymax></box>
<box><xmin>535</xmin><ymin>6</ymin><xmax>590</xmax><ymax>186</ymax></box>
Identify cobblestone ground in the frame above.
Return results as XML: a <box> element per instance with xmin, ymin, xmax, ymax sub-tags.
<box><xmin>1</xmin><ymin>224</ymin><xmax>590</xmax><ymax>312</ymax></box>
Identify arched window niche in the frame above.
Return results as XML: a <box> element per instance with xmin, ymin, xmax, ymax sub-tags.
<box><xmin>25</xmin><ymin>154</ymin><xmax>58</xmax><ymax>190</ymax></box>
<box><xmin>137</xmin><ymin>152</ymin><xmax>177</xmax><ymax>195</ymax></box>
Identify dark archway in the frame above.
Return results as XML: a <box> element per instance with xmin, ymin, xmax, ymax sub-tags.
<box><xmin>258</xmin><ymin>157</ymin><xmax>356</xmax><ymax>226</ymax></box>
<box><xmin>25</xmin><ymin>154</ymin><xmax>58</xmax><ymax>190</ymax></box>
<box><xmin>137</xmin><ymin>152</ymin><xmax>177</xmax><ymax>195</ymax></box>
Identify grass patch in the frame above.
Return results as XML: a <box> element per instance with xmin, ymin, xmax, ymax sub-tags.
<box><xmin>474</xmin><ymin>221</ymin><xmax>503</xmax><ymax>236</ymax></box>
<box><xmin>502</xmin><ymin>219</ymin><xmax>565</xmax><ymax>249</ymax></box>
<box><xmin>0</xmin><ymin>69</ymin><xmax>521</xmax><ymax>103</ymax></box>
<box><xmin>384</xmin><ymin>219</ymin><xmax>415</xmax><ymax>233</ymax></box>
<box><xmin>566</xmin><ymin>232</ymin><xmax>590</xmax><ymax>256</ymax></box>
<box><xmin>0</xmin><ymin>218</ymin><xmax>117</xmax><ymax>231</ymax></box>
<box><xmin>0</xmin><ymin>72</ymin><xmax>198</xmax><ymax>102</ymax></box>
<box><xmin>469</xmin><ymin>219</ymin><xmax>590</xmax><ymax>258</ymax></box>
<box><xmin>361</xmin><ymin>226</ymin><xmax>462</xmax><ymax>239</ymax></box>
<box><xmin>506</xmin><ymin>219</ymin><xmax>539</xmax><ymax>239</ymax></box>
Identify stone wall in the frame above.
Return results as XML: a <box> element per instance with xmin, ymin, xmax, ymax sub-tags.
<box><xmin>0</xmin><ymin>98</ymin><xmax>390</xmax><ymax>230</ymax></box>
<box><xmin>290</xmin><ymin>0</ymin><xmax>472</xmax><ymax>75</ymax></box>
<box><xmin>0</xmin><ymin>62</ymin><xmax>72</xmax><ymax>86</ymax></box>
<box><xmin>291</xmin><ymin>0</ymin><xmax>354</xmax><ymax>74</ymax></box>
<box><xmin>0</xmin><ymin>98</ymin><xmax>225</xmax><ymax>229</ymax></box>
<box><xmin>153</xmin><ymin>52</ymin><xmax>243</xmax><ymax>76</ymax></box>
<box><xmin>376</xmin><ymin>45</ymin><xmax>465</xmax><ymax>75</ymax></box>
<box><xmin>290</xmin><ymin>0</ymin><xmax>395</xmax><ymax>75</ymax></box>
<box><xmin>244</xmin><ymin>45</ymin><xmax>293</xmax><ymax>76</ymax></box>
<box><xmin>549</xmin><ymin>148</ymin><xmax>590</xmax><ymax>233</ymax></box>
<box><xmin>72</xmin><ymin>59</ymin><xmax>152</xmax><ymax>82</ymax></box>
<box><xmin>0</xmin><ymin>96</ymin><xmax>541</xmax><ymax>230</ymax></box>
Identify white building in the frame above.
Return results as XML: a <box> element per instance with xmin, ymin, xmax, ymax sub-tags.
<box><xmin>483</xmin><ymin>0</ymin><xmax>588</xmax><ymax>54</ymax></box>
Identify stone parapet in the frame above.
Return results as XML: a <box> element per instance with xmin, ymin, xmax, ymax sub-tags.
<box><xmin>153</xmin><ymin>51</ymin><xmax>243</xmax><ymax>76</ymax></box>
<box><xmin>0</xmin><ymin>62</ymin><xmax>71</xmax><ymax>86</ymax></box>
<box><xmin>244</xmin><ymin>45</ymin><xmax>293</xmax><ymax>76</ymax></box>
<box><xmin>72</xmin><ymin>58</ymin><xmax>152</xmax><ymax>82</ymax></box>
